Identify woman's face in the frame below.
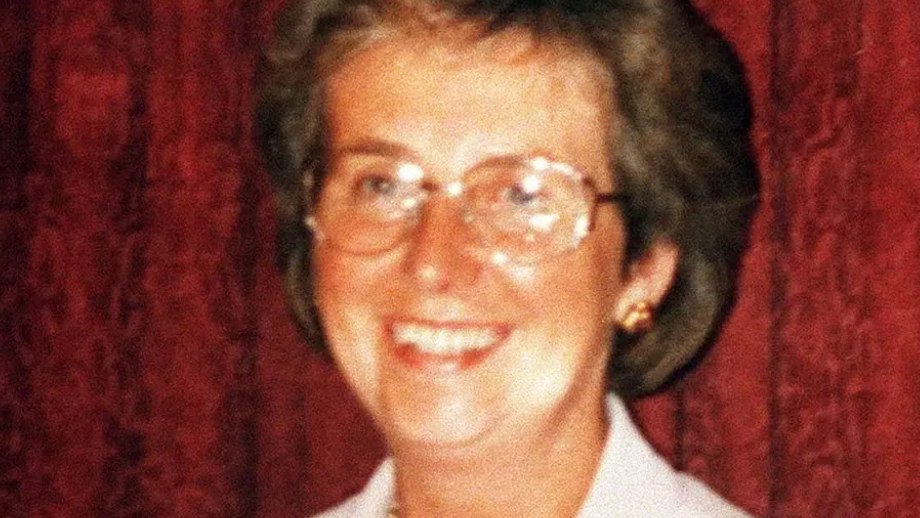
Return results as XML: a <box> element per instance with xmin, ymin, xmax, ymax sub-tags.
<box><xmin>314</xmin><ymin>30</ymin><xmax>663</xmax><ymax>450</ymax></box>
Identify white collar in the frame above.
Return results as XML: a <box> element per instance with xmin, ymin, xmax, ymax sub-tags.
<box><xmin>316</xmin><ymin>394</ymin><xmax>750</xmax><ymax>518</ymax></box>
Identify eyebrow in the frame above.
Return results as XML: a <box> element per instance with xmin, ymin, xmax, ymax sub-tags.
<box><xmin>329</xmin><ymin>138</ymin><xmax>597</xmax><ymax>180</ymax></box>
<box><xmin>330</xmin><ymin>138</ymin><xmax>422</xmax><ymax>163</ymax></box>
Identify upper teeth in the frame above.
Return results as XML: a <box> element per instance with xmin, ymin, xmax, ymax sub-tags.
<box><xmin>392</xmin><ymin>322</ymin><xmax>499</xmax><ymax>355</ymax></box>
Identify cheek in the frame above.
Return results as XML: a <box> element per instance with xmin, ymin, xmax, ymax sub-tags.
<box><xmin>498</xmin><ymin>260</ymin><xmax>616</xmax><ymax>410</ymax></box>
<box><xmin>312</xmin><ymin>247</ymin><xmax>387</xmax><ymax>366</ymax></box>
<box><xmin>314</xmin><ymin>247</ymin><xmax>393</xmax><ymax>313</ymax></box>
<box><xmin>312</xmin><ymin>248</ymin><xmax>392</xmax><ymax>402</ymax></box>
<box><xmin>506</xmin><ymin>256</ymin><xmax>617</xmax><ymax>363</ymax></box>
<box><xmin>543</xmin><ymin>265</ymin><xmax>612</xmax><ymax>345</ymax></box>
<box><xmin>511</xmin><ymin>235</ymin><xmax>622</xmax><ymax>320</ymax></box>
<box><xmin>536</xmin><ymin>232</ymin><xmax>625</xmax><ymax>365</ymax></box>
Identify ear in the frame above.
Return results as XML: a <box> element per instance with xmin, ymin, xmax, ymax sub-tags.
<box><xmin>611</xmin><ymin>239</ymin><xmax>680</xmax><ymax>323</ymax></box>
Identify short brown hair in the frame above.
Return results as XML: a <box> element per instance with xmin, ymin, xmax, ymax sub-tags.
<box><xmin>256</xmin><ymin>0</ymin><xmax>759</xmax><ymax>397</ymax></box>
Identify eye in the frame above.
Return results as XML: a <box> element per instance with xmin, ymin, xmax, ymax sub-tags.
<box><xmin>505</xmin><ymin>185</ymin><xmax>541</xmax><ymax>206</ymax></box>
<box><xmin>345</xmin><ymin>165</ymin><xmax>425</xmax><ymax>222</ymax></box>
<box><xmin>503</xmin><ymin>173</ymin><xmax>548</xmax><ymax>208</ymax></box>
<box><xmin>354</xmin><ymin>174</ymin><xmax>398</xmax><ymax>199</ymax></box>
<box><xmin>348</xmin><ymin>162</ymin><xmax>424</xmax><ymax>202</ymax></box>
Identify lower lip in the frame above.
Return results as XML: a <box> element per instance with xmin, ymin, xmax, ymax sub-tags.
<box><xmin>387</xmin><ymin>324</ymin><xmax>508</xmax><ymax>372</ymax></box>
<box><xmin>392</xmin><ymin>344</ymin><xmax>496</xmax><ymax>371</ymax></box>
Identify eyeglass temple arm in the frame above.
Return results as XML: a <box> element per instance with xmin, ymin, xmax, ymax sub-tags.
<box><xmin>595</xmin><ymin>192</ymin><xmax>629</xmax><ymax>205</ymax></box>
<box><xmin>588</xmin><ymin>192</ymin><xmax>630</xmax><ymax>232</ymax></box>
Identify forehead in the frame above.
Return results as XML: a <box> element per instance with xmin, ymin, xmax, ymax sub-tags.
<box><xmin>324</xmin><ymin>28</ymin><xmax>614</xmax><ymax>184</ymax></box>
<box><xmin>326</xmin><ymin>25</ymin><xmax>610</xmax><ymax>109</ymax></box>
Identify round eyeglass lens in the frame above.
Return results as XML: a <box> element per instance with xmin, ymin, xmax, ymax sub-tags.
<box><xmin>464</xmin><ymin>162</ymin><xmax>594</xmax><ymax>264</ymax></box>
<box><xmin>315</xmin><ymin>163</ymin><xmax>425</xmax><ymax>254</ymax></box>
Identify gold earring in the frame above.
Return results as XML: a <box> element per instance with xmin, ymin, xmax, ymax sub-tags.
<box><xmin>620</xmin><ymin>301</ymin><xmax>654</xmax><ymax>334</ymax></box>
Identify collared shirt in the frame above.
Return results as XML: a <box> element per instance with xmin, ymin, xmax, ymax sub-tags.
<box><xmin>313</xmin><ymin>394</ymin><xmax>753</xmax><ymax>517</ymax></box>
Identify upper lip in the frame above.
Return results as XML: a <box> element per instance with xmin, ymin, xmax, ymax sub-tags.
<box><xmin>384</xmin><ymin>317</ymin><xmax>512</xmax><ymax>353</ymax></box>
<box><xmin>385</xmin><ymin>315</ymin><xmax>509</xmax><ymax>331</ymax></box>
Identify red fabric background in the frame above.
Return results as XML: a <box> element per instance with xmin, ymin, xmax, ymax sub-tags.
<box><xmin>1</xmin><ymin>0</ymin><xmax>919</xmax><ymax>517</ymax></box>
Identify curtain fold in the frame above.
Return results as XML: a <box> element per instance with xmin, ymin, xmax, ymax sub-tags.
<box><xmin>1</xmin><ymin>0</ymin><xmax>918</xmax><ymax>517</ymax></box>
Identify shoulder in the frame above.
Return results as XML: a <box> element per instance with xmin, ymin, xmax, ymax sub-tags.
<box><xmin>578</xmin><ymin>394</ymin><xmax>754</xmax><ymax>518</ymax></box>
<box><xmin>307</xmin><ymin>460</ymin><xmax>395</xmax><ymax>518</ymax></box>
<box><xmin>309</xmin><ymin>496</ymin><xmax>362</xmax><ymax>518</ymax></box>
<box><xmin>672</xmin><ymin>473</ymin><xmax>753</xmax><ymax>518</ymax></box>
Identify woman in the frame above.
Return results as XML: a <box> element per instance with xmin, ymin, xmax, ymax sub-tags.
<box><xmin>257</xmin><ymin>0</ymin><xmax>759</xmax><ymax>516</ymax></box>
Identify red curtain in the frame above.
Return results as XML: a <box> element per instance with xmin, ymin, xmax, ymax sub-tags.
<box><xmin>1</xmin><ymin>0</ymin><xmax>918</xmax><ymax>517</ymax></box>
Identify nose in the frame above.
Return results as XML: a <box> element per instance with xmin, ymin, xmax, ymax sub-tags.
<box><xmin>405</xmin><ymin>196</ymin><xmax>482</xmax><ymax>293</ymax></box>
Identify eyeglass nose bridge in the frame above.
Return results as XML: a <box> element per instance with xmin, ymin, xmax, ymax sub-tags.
<box><xmin>413</xmin><ymin>178</ymin><xmax>475</xmax><ymax>224</ymax></box>
<box><xmin>403</xmin><ymin>181</ymin><xmax>485</xmax><ymax>263</ymax></box>
<box><xmin>443</xmin><ymin>180</ymin><xmax>464</xmax><ymax>199</ymax></box>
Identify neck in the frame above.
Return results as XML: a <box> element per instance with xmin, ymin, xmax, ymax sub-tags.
<box><xmin>389</xmin><ymin>394</ymin><xmax>609</xmax><ymax>518</ymax></box>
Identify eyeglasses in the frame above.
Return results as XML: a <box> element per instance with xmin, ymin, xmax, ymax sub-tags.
<box><xmin>307</xmin><ymin>156</ymin><xmax>628</xmax><ymax>265</ymax></box>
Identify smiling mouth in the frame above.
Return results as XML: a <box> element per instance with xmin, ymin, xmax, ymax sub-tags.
<box><xmin>387</xmin><ymin>319</ymin><xmax>510</xmax><ymax>371</ymax></box>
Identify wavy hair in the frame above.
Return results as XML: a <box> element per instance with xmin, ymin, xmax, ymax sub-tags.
<box><xmin>256</xmin><ymin>0</ymin><xmax>759</xmax><ymax>397</ymax></box>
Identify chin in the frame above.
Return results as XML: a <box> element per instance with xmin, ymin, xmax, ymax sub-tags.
<box><xmin>374</xmin><ymin>370</ymin><xmax>506</xmax><ymax>451</ymax></box>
